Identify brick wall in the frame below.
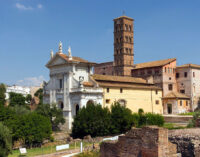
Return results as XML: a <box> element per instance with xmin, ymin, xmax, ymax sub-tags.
<box><xmin>100</xmin><ymin>126</ymin><xmax>177</xmax><ymax>157</ymax></box>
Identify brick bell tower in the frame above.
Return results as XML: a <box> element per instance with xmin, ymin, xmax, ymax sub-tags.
<box><xmin>113</xmin><ymin>15</ymin><xmax>134</xmax><ymax>76</ymax></box>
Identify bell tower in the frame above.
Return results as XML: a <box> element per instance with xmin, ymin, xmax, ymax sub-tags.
<box><xmin>113</xmin><ymin>15</ymin><xmax>134</xmax><ymax>76</ymax></box>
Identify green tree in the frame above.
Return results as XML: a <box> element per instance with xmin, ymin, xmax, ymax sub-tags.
<box><xmin>17</xmin><ymin>113</ymin><xmax>52</xmax><ymax>147</ymax></box>
<box><xmin>72</xmin><ymin>103</ymin><xmax>111</xmax><ymax>138</ymax></box>
<box><xmin>0</xmin><ymin>84</ymin><xmax>6</xmax><ymax>106</ymax></box>
<box><xmin>9</xmin><ymin>92</ymin><xmax>26</xmax><ymax>107</ymax></box>
<box><xmin>25</xmin><ymin>94</ymin><xmax>32</xmax><ymax>104</ymax></box>
<box><xmin>36</xmin><ymin>103</ymin><xmax>65</xmax><ymax>131</ymax></box>
<box><xmin>0</xmin><ymin>122</ymin><xmax>12</xmax><ymax>157</ymax></box>
<box><xmin>110</xmin><ymin>102</ymin><xmax>134</xmax><ymax>134</ymax></box>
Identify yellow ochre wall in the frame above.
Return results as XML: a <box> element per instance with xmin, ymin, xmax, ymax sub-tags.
<box><xmin>103</xmin><ymin>87</ymin><xmax>163</xmax><ymax>114</ymax></box>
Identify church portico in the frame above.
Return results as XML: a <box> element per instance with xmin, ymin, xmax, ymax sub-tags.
<box><xmin>43</xmin><ymin>42</ymin><xmax>103</xmax><ymax>131</ymax></box>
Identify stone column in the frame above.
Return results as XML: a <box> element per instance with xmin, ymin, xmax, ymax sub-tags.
<box><xmin>63</xmin><ymin>72</ymin><xmax>73</xmax><ymax>130</ymax></box>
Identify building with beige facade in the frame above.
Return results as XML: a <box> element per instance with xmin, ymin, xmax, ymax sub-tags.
<box><xmin>94</xmin><ymin>15</ymin><xmax>197</xmax><ymax>114</ymax></box>
<box><xmin>176</xmin><ymin>64</ymin><xmax>200</xmax><ymax>111</ymax></box>
<box><xmin>91</xmin><ymin>74</ymin><xmax>163</xmax><ymax>114</ymax></box>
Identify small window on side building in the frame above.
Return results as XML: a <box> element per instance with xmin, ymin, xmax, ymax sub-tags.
<box><xmin>120</xmin><ymin>88</ymin><xmax>123</xmax><ymax>93</ymax></box>
<box><xmin>193</xmin><ymin>72</ymin><xmax>195</xmax><ymax>78</ymax></box>
<box><xmin>155</xmin><ymin>90</ymin><xmax>158</xmax><ymax>95</ymax></box>
<box><xmin>180</xmin><ymin>100</ymin><xmax>182</xmax><ymax>106</ymax></box>
<box><xmin>107</xmin><ymin>88</ymin><xmax>110</xmax><ymax>93</ymax></box>
<box><xmin>155</xmin><ymin>100</ymin><xmax>159</xmax><ymax>105</ymax></box>
<box><xmin>106</xmin><ymin>99</ymin><xmax>110</xmax><ymax>104</ymax></box>
<box><xmin>184</xmin><ymin>72</ymin><xmax>187</xmax><ymax>78</ymax></box>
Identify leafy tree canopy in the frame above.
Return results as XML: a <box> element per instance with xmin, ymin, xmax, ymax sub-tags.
<box><xmin>72</xmin><ymin>103</ymin><xmax>111</xmax><ymax>138</ymax></box>
<box><xmin>0</xmin><ymin>122</ymin><xmax>12</xmax><ymax>157</ymax></box>
<box><xmin>9</xmin><ymin>92</ymin><xmax>26</xmax><ymax>107</ymax></box>
<box><xmin>25</xmin><ymin>94</ymin><xmax>32</xmax><ymax>104</ymax></box>
<box><xmin>36</xmin><ymin>103</ymin><xmax>65</xmax><ymax>131</ymax></box>
<box><xmin>0</xmin><ymin>84</ymin><xmax>6</xmax><ymax>106</ymax></box>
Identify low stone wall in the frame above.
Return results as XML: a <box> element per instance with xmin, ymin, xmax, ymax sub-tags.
<box><xmin>164</xmin><ymin>115</ymin><xmax>192</xmax><ymax>124</ymax></box>
<box><xmin>169</xmin><ymin>128</ymin><xmax>200</xmax><ymax>157</ymax></box>
<box><xmin>100</xmin><ymin>126</ymin><xmax>178</xmax><ymax>157</ymax></box>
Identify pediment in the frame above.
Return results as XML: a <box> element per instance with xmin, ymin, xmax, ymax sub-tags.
<box><xmin>46</xmin><ymin>54</ymin><xmax>67</xmax><ymax>67</ymax></box>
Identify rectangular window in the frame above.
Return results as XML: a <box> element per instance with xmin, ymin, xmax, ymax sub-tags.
<box><xmin>107</xmin><ymin>88</ymin><xmax>110</xmax><ymax>93</ymax></box>
<box><xmin>184</xmin><ymin>72</ymin><xmax>187</xmax><ymax>78</ymax></box>
<box><xmin>176</xmin><ymin>73</ymin><xmax>179</xmax><ymax>78</ymax></box>
<box><xmin>180</xmin><ymin>100</ymin><xmax>182</xmax><ymax>106</ymax></box>
<box><xmin>155</xmin><ymin>100</ymin><xmax>159</xmax><ymax>105</ymax></box>
<box><xmin>193</xmin><ymin>72</ymin><xmax>195</xmax><ymax>78</ymax></box>
<box><xmin>120</xmin><ymin>88</ymin><xmax>123</xmax><ymax>93</ymax></box>
<box><xmin>155</xmin><ymin>90</ymin><xmax>158</xmax><ymax>95</ymax></box>
<box><xmin>59</xmin><ymin>79</ymin><xmax>63</xmax><ymax>89</ymax></box>
<box><xmin>186</xmin><ymin>101</ymin><xmax>188</xmax><ymax>106</ymax></box>
<box><xmin>168</xmin><ymin>84</ymin><xmax>173</xmax><ymax>91</ymax></box>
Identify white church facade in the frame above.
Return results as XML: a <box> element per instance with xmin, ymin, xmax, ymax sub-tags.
<box><xmin>43</xmin><ymin>42</ymin><xmax>103</xmax><ymax>130</ymax></box>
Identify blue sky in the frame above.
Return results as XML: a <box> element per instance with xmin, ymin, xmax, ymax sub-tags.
<box><xmin>1</xmin><ymin>0</ymin><xmax>200</xmax><ymax>86</ymax></box>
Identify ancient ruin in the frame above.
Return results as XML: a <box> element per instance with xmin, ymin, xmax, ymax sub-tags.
<box><xmin>100</xmin><ymin>126</ymin><xmax>178</xmax><ymax>157</ymax></box>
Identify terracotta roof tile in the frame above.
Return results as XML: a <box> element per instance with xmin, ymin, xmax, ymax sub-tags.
<box><xmin>163</xmin><ymin>92</ymin><xmax>190</xmax><ymax>99</ymax></box>
<box><xmin>92</xmin><ymin>74</ymin><xmax>148</xmax><ymax>84</ymax></box>
<box><xmin>57</xmin><ymin>53</ymin><xmax>96</xmax><ymax>64</ymax></box>
<box><xmin>96</xmin><ymin>82</ymin><xmax>161</xmax><ymax>90</ymax></box>
<box><xmin>177</xmin><ymin>64</ymin><xmax>200</xmax><ymax>69</ymax></box>
<box><xmin>83</xmin><ymin>82</ymin><xmax>94</xmax><ymax>87</ymax></box>
<box><xmin>133</xmin><ymin>58</ymin><xmax>176</xmax><ymax>70</ymax></box>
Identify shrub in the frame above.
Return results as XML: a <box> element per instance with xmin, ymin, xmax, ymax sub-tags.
<box><xmin>9</xmin><ymin>92</ymin><xmax>26</xmax><ymax>107</ymax></box>
<box><xmin>36</xmin><ymin>103</ymin><xmax>65</xmax><ymax>131</ymax></box>
<box><xmin>16</xmin><ymin>112</ymin><xmax>52</xmax><ymax>147</ymax></box>
<box><xmin>0</xmin><ymin>122</ymin><xmax>12</xmax><ymax>157</ymax></box>
<box><xmin>138</xmin><ymin>108</ymin><xmax>144</xmax><ymax>115</ymax></box>
<box><xmin>110</xmin><ymin>102</ymin><xmax>134</xmax><ymax>134</ymax></box>
<box><xmin>187</xmin><ymin>111</ymin><xmax>200</xmax><ymax>128</ymax></box>
<box><xmin>145</xmin><ymin>113</ymin><xmax>164</xmax><ymax>126</ymax></box>
<box><xmin>0</xmin><ymin>105</ymin><xmax>52</xmax><ymax>147</ymax></box>
<box><xmin>72</xmin><ymin>103</ymin><xmax>111</xmax><ymax>138</ymax></box>
<box><xmin>133</xmin><ymin>112</ymin><xmax>164</xmax><ymax>127</ymax></box>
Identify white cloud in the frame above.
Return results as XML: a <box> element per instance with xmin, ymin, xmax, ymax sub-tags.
<box><xmin>16</xmin><ymin>76</ymin><xmax>46</xmax><ymax>87</ymax></box>
<box><xmin>15</xmin><ymin>3</ymin><xmax>33</xmax><ymax>10</ymax></box>
<box><xmin>37</xmin><ymin>4</ymin><xmax>43</xmax><ymax>9</ymax></box>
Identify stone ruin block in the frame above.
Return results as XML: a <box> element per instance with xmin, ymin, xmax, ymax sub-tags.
<box><xmin>100</xmin><ymin>126</ymin><xmax>177</xmax><ymax>157</ymax></box>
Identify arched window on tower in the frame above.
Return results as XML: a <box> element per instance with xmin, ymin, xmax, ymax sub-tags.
<box><xmin>129</xmin><ymin>37</ymin><xmax>132</xmax><ymax>43</ymax></box>
<box><xmin>129</xmin><ymin>25</ymin><xmax>132</xmax><ymax>31</ymax></box>
<box><xmin>129</xmin><ymin>49</ymin><xmax>132</xmax><ymax>54</ymax></box>
<box><xmin>126</xmin><ymin>36</ymin><xmax>128</xmax><ymax>42</ymax></box>
<box><xmin>125</xmin><ymin>24</ymin><xmax>128</xmax><ymax>31</ymax></box>
<box><xmin>121</xmin><ymin>24</ymin><xmax>123</xmax><ymax>30</ymax></box>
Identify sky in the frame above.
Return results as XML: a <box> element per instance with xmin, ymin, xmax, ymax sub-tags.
<box><xmin>1</xmin><ymin>0</ymin><xmax>200</xmax><ymax>86</ymax></box>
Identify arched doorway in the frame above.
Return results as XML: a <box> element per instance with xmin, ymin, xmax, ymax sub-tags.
<box><xmin>75</xmin><ymin>104</ymin><xmax>79</xmax><ymax>115</ymax></box>
<box><xmin>58</xmin><ymin>101</ymin><xmax>64</xmax><ymax>110</ymax></box>
<box><xmin>86</xmin><ymin>100</ymin><xmax>94</xmax><ymax>106</ymax></box>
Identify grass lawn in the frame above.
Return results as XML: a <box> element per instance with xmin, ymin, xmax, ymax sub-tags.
<box><xmin>9</xmin><ymin>142</ymin><xmax>91</xmax><ymax>157</ymax></box>
<box><xmin>179</xmin><ymin>112</ymin><xmax>195</xmax><ymax>116</ymax></box>
<box><xmin>163</xmin><ymin>123</ymin><xmax>187</xmax><ymax>130</ymax></box>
